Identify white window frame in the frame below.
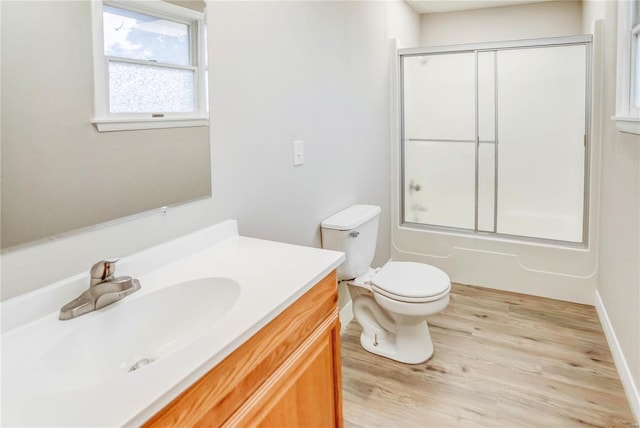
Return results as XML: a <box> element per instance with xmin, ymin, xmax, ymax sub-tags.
<box><xmin>613</xmin><ymin>0</ymin><xmax>640</xmax><ymax>135</ymax></box>
<box><xmin>91</xmin><ymin>0</ymin><xmax>208</xmax><ymax>132</ymax></box>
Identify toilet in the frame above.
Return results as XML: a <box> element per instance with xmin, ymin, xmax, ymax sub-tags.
<box><xmin>321</xmin><ymin>204</ymin><xmax>451</xmax><ymax>364</ymax></box>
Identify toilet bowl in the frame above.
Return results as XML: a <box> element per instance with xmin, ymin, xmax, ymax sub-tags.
<box><xmin>321</xmin><ymin>205</ymin><xmax>451</xmax><ymax>364</ymax></box>
<box><xmin>347</xmin><ymin>262</ymin><xmax>450</xmax><ymax>364</ymax></box>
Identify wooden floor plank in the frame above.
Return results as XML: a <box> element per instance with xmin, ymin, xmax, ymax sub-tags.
<box><xmin>341</xmin><ymin>283</ymin><xmax>636</xmax><ymax>427</ymax></box>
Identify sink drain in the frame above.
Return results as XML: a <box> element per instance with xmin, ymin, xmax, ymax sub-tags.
<box><xmin>129</xmin><ymin>358</ymin><xmax>154</xmax><ymax>372</ymax></box>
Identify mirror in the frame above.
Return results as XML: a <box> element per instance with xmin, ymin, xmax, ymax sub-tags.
<box><xmin>1</xmin><ymin>0</ymin><xmax>211</xmax><ymax>249</ymax></box>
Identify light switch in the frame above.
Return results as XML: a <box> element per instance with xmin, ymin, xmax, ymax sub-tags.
<box><xmin>293</xmin><ymin>140</ymin><xmax>304</xmax><ymax>166</ymax></box>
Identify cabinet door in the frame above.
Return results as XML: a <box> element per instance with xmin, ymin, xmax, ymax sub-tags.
<box><xmin>225</xmin><ymin>311</ymin><xmax>343</xmax><ymax>428</ymax></box>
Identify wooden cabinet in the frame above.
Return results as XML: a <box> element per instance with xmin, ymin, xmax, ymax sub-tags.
<box><xmin>144</xmin><ymin>270</ymin><xmax>343</xmax><ymax>428</ymax></box>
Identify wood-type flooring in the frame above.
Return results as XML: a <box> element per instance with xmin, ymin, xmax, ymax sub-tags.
<box><xmin>341</xmin><ymin>283</ymin><xmax>637</xmax><ymax>428</ymax></box>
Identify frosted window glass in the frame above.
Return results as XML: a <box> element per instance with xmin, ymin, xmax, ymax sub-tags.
<box><xmin>109</xmin><ymin>61</ymin><xmax>194</xmax><ymax>113</ymax></box>
<box><xmin>103</xmin><ymin>5</ymin><xmax>190</xmax><ymax>66</ymax></box>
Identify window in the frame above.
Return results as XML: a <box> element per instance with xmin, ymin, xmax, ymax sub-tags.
<box><xmin>614</xmin><ymin>0</ymin><xmax>640</xmax><ymax>134</ymax></box>
<box><xmin>91</xmin><ymin>1</ymin><xmax>208</xmax><ymax>132</ymax></box>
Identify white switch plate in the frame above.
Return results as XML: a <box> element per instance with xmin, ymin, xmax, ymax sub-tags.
<box><xmin>293</xmin><ymin>140</ymin><xmax>304</xmax><ymax>166</ymax></box>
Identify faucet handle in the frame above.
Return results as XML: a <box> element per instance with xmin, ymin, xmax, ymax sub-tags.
<box><xmin>90</xmin><ymin>258</ymin><xmax>119</xmax><ymax>285</ymax></box>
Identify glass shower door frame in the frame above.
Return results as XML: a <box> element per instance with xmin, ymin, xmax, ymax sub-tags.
<box><xmin>399</xmin><ymin>34</ymin><xmax>593</xmax><ymax>247</ymax></box>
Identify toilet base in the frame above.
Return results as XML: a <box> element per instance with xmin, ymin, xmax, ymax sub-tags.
<box><xmin>351</xmin><ymin>292</ymin><xmax>436</xmax><ymax>365</ymax></box>
<box><xmin>358</xmin><ymin>318</ymin><xmax>434</xmax><ymax>364</ymax></box>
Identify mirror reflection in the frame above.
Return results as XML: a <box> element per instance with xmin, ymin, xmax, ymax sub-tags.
<box><xmin>1</xmin><ymin>0</ymin><xmax>211</xmax><ymax>249</ymax></box>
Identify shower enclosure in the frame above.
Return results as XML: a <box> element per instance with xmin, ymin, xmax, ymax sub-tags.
<box><xmin>400</xmin><ymin>36</ymin><xmax>591</xmax><ymax>245</ymax></box>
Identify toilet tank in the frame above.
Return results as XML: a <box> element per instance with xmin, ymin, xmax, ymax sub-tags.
<box><xmin>321</xmin><ymin>205</ymin><xmax>381</xmax><ymax>280</ymax></box>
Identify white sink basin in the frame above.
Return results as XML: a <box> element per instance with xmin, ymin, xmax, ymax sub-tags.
<box><xmin>30</xmin><ymin>277</ymin><xmax>240</xmax><ymax>393</ymax></box>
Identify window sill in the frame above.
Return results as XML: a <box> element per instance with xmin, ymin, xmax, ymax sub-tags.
<box><xmin>92</xmin><ymin>117</ymin><xmax>209</xmax><ymax>132</ymax></box>
<box><xmin>612</xmin><ymin>116</ymin><xmax>640</xmax><ymax>135</ymax></box>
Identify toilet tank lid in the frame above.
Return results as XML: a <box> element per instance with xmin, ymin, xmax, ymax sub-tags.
<box><xmin>321</xmin><ymin>205</ymin><xmax>381</xmax><ymax>230</ymax></box>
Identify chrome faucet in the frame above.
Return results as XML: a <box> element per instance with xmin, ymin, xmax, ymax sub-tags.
<box><xmin>59</xmin><ymin>258</ymin><xmax>141</xmax><ymax>320</ymax></box>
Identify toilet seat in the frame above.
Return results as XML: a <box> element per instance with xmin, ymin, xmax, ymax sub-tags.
<box><xmin>371</xmin><ymin>262</ymin><xmax>451</xmax><ymax>303</ymax></box>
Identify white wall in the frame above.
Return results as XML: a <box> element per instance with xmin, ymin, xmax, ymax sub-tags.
<box><xmin>583</xmin><ymin>1</ymin><xmax>640</xmax><ymax>418</ymax></box>
<box><xmin>420</xmin><ymin>1</ymin><xmax>582</xmax><ymax>46</ymax></box>
<box><xmin>0</xmin><ymin>1</ymin><xmax>420</xmax><ymax>300</ymax></box>
<box><xmin>207</xmin><ymin>1</ymin><xmax>419</xmax><ymax>267</ymax></box>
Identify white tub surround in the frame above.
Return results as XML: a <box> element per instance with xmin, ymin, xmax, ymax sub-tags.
<box><xmin>388</xmin><ymin>26</ymin><xmax>604</xmax><ymax>306</ymax></box>
<box><xmin>1</xmin><ymin>220</ymin><xmax>344</xmax><ymax>427</ymax></box>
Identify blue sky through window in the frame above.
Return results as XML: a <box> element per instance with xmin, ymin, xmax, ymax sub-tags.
<box><xmin>103</xmin><ymin>5</ymin><xmax>190</xmax><ymax>66</ymax></box>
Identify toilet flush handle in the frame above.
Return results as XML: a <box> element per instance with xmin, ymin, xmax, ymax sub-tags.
<box><xmin>349</xmin><ymin>231</ymin><xmax>359</xmax><ymax>238</ymax></box>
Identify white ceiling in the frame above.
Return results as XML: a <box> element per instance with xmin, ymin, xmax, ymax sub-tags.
<box><xmin>405</xmin><ymin>0</ymin><xmax>561</xmax><ymax>14</ymax></box>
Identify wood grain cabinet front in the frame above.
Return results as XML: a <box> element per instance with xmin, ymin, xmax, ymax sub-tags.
<box><xmin>144</xmin><ymin>270</ymin><xmax>343</xmax><ymax>428</ymax></box>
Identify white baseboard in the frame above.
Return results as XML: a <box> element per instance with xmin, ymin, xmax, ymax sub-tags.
<box><xmin>595</xmin><ymin>290</ymin><xmax>640</xmax><ymax>423</ymax></box>
<box><xmin>340</xmin><ymin>300</ymin><xmax>353</xmax><ymax>333</ymax></box>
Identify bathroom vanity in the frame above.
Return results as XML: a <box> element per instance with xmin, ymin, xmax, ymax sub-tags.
<box><xmin>146</xmin><ymin>270</ymin><xmax>342</xmax><ymax>427</ymax></box>
<box><xmin>1</xmin><ymin>220</ymin><xmax>345</xmax><ymax>426</ymax></box>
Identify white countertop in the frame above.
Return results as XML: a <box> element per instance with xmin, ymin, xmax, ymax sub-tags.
<box><xmin>1</xmin><ymin>220</ymin><xmax>344</xmax><ymax>427</ymax></box>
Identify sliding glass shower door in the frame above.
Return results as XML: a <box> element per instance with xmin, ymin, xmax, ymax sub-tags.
<box><xmin>401</xmin><ymin>36</ymin><xmax>591</xmax><ymax>244</ymax></box>
<box><xmin>403</xmin><ymin>52</ymin><xmax>476</xmax><ymax>230</ymax></box>
<box><xmin>496</xmin><ymin>45</ymin><xmax>587</xmax><ymax>242</ymax></box>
